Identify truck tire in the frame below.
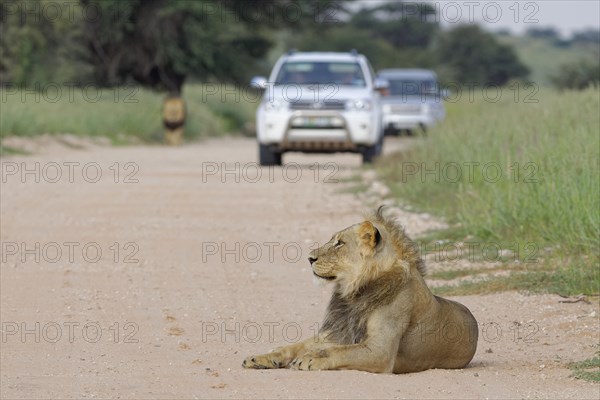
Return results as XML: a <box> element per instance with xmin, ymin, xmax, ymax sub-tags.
<box><xmin>375</xmin><ymin>132</ymin><xmax>384</xmax><ymax>156</ymax></box>
<box><xmin>384</xmin><ymin>126</ymin><xmax>398</xmax><ymax>137</ymax></box>
<box><xmin>361</xmin><ymin>145</ymin><xmax>378</xmax><ymax>164</ymax></box>
<box><xmin>259</xmin><ymin>144</ymin><xmax>282</xmax><ymax>166</ymax></box>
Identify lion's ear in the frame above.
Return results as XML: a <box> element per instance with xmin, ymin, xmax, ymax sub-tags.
<box><xmin>359</xmin><ymin>221</ymin><xmax>381</xmax><ymax>251</ymax></box>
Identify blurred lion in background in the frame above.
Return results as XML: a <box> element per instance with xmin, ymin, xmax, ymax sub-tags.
<box><xmin>243</xmin><ymin>207</ymin><xmax>478</xmax><ymax>373</ymax></box>
<box><xmin>163</xmin><ymin>95</ymin><xmax>186</xmax><ymax>145</ymax></box>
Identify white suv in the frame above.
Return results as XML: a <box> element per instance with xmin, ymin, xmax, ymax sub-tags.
<box><xmin>377</xmin><ymin>69</ymin><xmax>446</xmax><ymax>136</ymax></box>
<box><xmin>250</xmin><ymin>51</ymin><xmax>388</xmax><ymax>165</ymax></box>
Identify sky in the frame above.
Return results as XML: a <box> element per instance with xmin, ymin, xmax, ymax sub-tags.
<box><xmin>354</xmin><ymin>0</ymin><xmax>600</xmax><ymax>37</ymax></box>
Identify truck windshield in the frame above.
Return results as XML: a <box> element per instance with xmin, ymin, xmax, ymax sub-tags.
<box><xmin>387</xmin><ymin>79</ymin><xmax>438</xmax><ymax>96</ymax></box>
<box><xmin>275</xmin><ymin>62</ymin><xmax>366</xmax><ymax>87</ymax></box>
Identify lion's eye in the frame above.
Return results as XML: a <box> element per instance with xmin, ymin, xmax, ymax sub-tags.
<box><xmin>334</xmin><ymin>240</ymin><xmax>344</xmax><ymax>248</ymax></box>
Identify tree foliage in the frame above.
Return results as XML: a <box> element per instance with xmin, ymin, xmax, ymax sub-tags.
<box><xmin>551</xmin><ymin>60</ymin><xmax>600</xmax><ymax>90</ymax></box>
<box><xmin>1</xmin><ymin>0</ymin><xmax>342</xmax><ymax>93</ymax></box>
<box><xmin>0</xmin><ymin>0</ymin><xmax>532</xmax><ymax>91</ymax></box>
<box><xmin>434</xmin><ymin>24</ymin><xmax>529</xmax><ymax>86</ymax></box>
<box><xmin>349</xmin><ymin>2</ymin><xmax>437</xmax><ymax>49</ymax></box>
<box><xmin>291</xmin><ymin>4</ymin><xmax>528</xmax><ymax>86</ymax></box>
<box><xmin>0</xmin><ymin>0</ymin><xmax>90</xmax><ymax>86</ymax></box>
<box><xmin>79</xmin><ymin>0</ymin><xmax>322</xmax><ymax>93</ymax></box>
<box><xmin>290</xmin><ymin>1</ymin><xmax>439</xmax><ymax>69</ymax></box>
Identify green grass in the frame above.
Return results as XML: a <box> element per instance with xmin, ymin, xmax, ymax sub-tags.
<box><xmin>0</xmin><ymin>145</ymin><xmax>30</xmax><ymax>157</ymax></box>
<box><xmin>427</xmin><ymin>265</ymin><xmax>515</xmax><ymax>281</ymax></box>
<box><xmin>0</xmin><ymin>83</ymin><xmax>258</xmax><ymax>143</ymax></box>
<box><xmin>431</xmin><ymin>260</ymin><xmax>598</xmax><ymax>297</ymax></box>
<box><xmin>188</xmin><ymin>83</ymin><xmax>258</xmax><ymax>136</ymax></box>
<box><xmin>568</xmin><ymin>356</ymin><xmax>600</xmax><ymax>383</ymax></box>
<box><xmin>378</xmin><ymin>87</ymin><xmax>600</xmax><ymax>295</ymax></box>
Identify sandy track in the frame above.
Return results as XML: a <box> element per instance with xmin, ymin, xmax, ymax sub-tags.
<box><xmin>1</xmin><ymin>137</ymin><xmax>598</xmax><ymax>399</ymax></box>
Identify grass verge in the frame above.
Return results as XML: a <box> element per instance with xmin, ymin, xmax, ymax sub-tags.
<box><xmin>568</xmin><ymin>356</ymin><xmax>600</xmax><ymax>383</ymax></box>
<box><xmin>0</xmin><ymin>145</ymin><xmax>30</xmax><ymax>157</ymax></box>
<box><xmin>0</xmin><ymin>83</ymin><xmax>257</xmax><ymax>143</ymax></box>
<box><xmin>431</xmin><ymin>260</ymin><xmax>598</xmax><ymax>297</ymax></box>
<box><xmin>378</xmin><ymin>87</ymin><xmax>599</xmax><ymax>295</ymax></box>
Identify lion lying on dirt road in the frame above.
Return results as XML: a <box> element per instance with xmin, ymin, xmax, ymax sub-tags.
<box><xmin>242</xmin><ymin>207</ymin><xmax>478</xmax><ymax>373</ymax></box>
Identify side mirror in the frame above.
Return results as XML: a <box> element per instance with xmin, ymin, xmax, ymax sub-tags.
<box><xmin>250</xmin><ymin>76</ymin><xmax>267</xmax><ymax>90</ymax></box>
<box><xmin>374</xmin><ymin>77</ymin><xmax>390</xmax><ymax>96</ymax></box>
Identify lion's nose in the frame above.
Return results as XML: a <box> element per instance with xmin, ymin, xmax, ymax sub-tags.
<box><xmin>308</xmin><ymin>257</ymin><xmax>317</xmax><ymax>265</ymax></box>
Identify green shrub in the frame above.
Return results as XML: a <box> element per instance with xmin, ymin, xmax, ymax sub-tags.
<box><xmin>551</xmin><ymin>60</ymin><xmax>600</xmax><ymax>90</ymax></box>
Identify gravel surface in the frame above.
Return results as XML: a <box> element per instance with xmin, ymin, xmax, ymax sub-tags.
<box><xmin>1</xmin><ymin>137</ymin><xmax>598</xmax><ymax>399</ymax></box>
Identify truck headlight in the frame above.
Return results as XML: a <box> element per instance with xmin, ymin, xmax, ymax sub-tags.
<box><xmin>345</xmin><ymin>99</ymin><xmax>372</xmax><ymax>111</ymax></box>
<box><xmin>264</xmin><ymin>99</ymin><xmax>286</xmax><ymax>112</ymax></box>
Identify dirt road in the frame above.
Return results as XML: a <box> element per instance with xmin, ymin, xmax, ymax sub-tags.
<box><xmin>1</xmin><ymin>137</ymin><xmax>598</xmax><ymax>399</ymax></box>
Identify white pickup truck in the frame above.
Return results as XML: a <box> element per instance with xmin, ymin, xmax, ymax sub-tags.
<box><xmin>250</xmin><ymin>51</ymin><xmax>388</xmax><ymax>165</ymax></box>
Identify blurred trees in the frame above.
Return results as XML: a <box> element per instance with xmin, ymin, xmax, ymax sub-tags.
<box><xmin>522</xmin><ymin>26</ymin><xmax>599</xmax><ymax>89</ymax></box>
<box><xmin>290</xmin><ymin>2</ymin><xmax>528</xmax><ymax>86</ymax></box>
<box><xmin>0</xmin><ymin>0</ymin><xmax>91</xmax><ymax>86</ymax></box>
<box><xmin>526</xmin><ymin>27</ymin><xmax>560</xmax><ymax>40</ymax></box>
<box><xmin>1</xmin><ymin>0</ymin><xmax>342</xmax><ymax>93</ymax></box>
<box><xmin>349</xmin><ymin>2</ymin><xmax>437</xmax><ymax>49</ymax></box>
<box><xmin>290</xmin><ymin>1</ymin><xmax>439</xmax><ymax>69</ymax></box>
<box><xmin>549</xmin><ymin>28</ymin><xmax>600</xmax><ymax>90</ymax></box>
<box><xmin>551</xmin><ymin>60</ymin><xmax>600</xmax><ymax>90</ymax></box>
<box><xmin>1</xmin><ymin>0</ymin><xmax>535</xmax><ymax>91</ymax></box>
<box><xmin>434</xmin><ymin>25</ymin><xmax>529</xmax><ymax>86</ymax></box>
<box><xmin>80</xmin><ymin>0</ymin><xmax>342</xmax><ymax>93</ymax></box>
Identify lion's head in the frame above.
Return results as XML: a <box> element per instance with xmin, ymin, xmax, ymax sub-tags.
<box><xmin>309</xmin><ymin>207</ymin><xmax>425</xmax><ymax>297</ymax></box>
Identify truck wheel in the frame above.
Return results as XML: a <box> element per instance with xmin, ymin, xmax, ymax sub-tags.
<box><xmin>361</xmin><ymin>145</ymin><xmax>378</xmax><ymax>164</ymax></box>
<box><xmin>384</xmin><ymin>127</ymin><xmax>397</xmax><ymax>136</ymax></box>
<box><xmin>259</xmin><ymin>144</ymin><xmax>282</xmax><ymax>166</ymax></box>
<box><xmin>375</xmin><ymin>133</ymin><xmax>384</xmax><ymax>156</ymax></box>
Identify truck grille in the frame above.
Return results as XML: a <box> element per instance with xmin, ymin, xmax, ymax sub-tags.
<box><xmin>389</xmin><ymin>104</ymin><xmax>422</xmax><ymax>114</ymax></box>
<box><xmin>290</xmin><ymin>100</ymin><xmax>346</xmax><ymax>111</ymax></box>
<box><xmin>281</xmin><ymin>141</ymin><xmax>356</xmax><ymax>151</ymax></box>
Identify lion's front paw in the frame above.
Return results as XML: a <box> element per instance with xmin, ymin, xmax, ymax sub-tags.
<box><xmin>242</xmin><ymin>352</ymin><xmax>284</xmax><ymax>369</ymax></box>
<box><xmin>290</xmin><ymin>350</ymin><xmax>330</xmax><ymax>371</ymax></box>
